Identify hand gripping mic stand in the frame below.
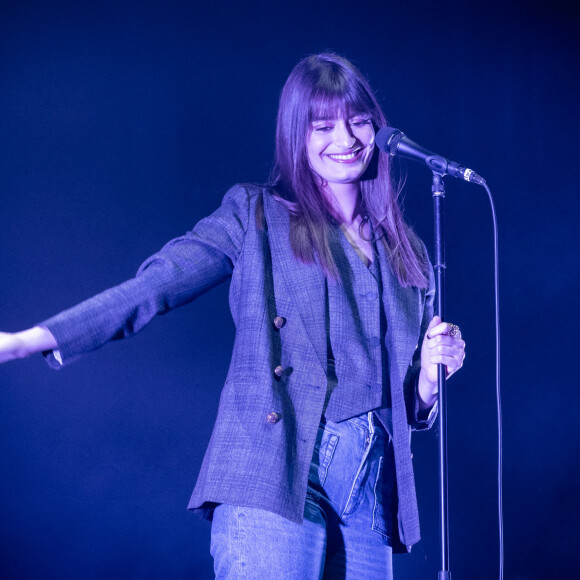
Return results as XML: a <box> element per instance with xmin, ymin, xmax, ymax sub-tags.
<box><xmin>432</xmin><ymin>171</ymin><xmax>451</xmax><ymax>580</ymax></box>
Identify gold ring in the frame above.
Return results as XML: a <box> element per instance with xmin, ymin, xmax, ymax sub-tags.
<box><xmin>446</xmin><ymin>324</ymin><xmax>460</xmax><ymax>337</ymax></box>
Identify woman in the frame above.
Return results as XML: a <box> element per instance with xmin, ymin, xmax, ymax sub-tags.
<box><xmin>0</xmin><ymin>54</ymin><xmax>465</xmax><ymax>578</ymax></box>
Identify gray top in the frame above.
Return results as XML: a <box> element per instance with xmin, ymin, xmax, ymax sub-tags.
<box><xmin>324</xmin><ymin>225</ymin><xmax>391</xmax><ymax>431</ymax></box>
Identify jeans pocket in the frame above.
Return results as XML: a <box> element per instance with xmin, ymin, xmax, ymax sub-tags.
<box><xmin>308</xmin><ymin>425</ymin><xmax>340</xmax><ymax>493</ymax></box>
<box><xmin>372</xmin><ymin>454</ymin><xmax>397</xmax><ymax>540</ymax></box>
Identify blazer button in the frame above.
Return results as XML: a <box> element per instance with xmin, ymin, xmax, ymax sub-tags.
<box><xmin>273</xmin><ymin>316</ymin><xmax>286</xmax><ymax>329</ymax></box>
<box><xmin>266</xmin><ymin>412</ymin><xmax>280</xmax><ymax>424</ymax></box>
<box><xmin>274</xmin><ymin>365</ymin><xmax>284</xmax><ymax>377</ymax></box>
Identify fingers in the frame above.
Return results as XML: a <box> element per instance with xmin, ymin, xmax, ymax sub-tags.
<box><xmin>423</xmin><ymin>316</ymin><xmax>466</xmax><ymax>377</ymax></box>
<box><xmin>431</xmin><ymin>330</ymin><xmax>465</xmax><ymax>350</ymax></box>
<box><xmin>426</xmin><ymin>315</ymin><xmax>442</xmax><ymax>338</ymax></box>
<box><xmin>426</xmin><ymin>316</ymin><xmax>461</xmax><ymax>340</ymax></box>
<box><xmin>428</xmin><ymin>350</ymin><xmax>465</xmax><ymax>372</ymax></box>
<box><xmin>425</xmin><ymin>339</ymin><xmax>465</xmax><ymax>362</ymax></box>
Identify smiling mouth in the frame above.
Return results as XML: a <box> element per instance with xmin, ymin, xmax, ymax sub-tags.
<box><xmin>327</xmin><ymin>148</ymin><xmax>363</xmax><ymax>162</ymax></box>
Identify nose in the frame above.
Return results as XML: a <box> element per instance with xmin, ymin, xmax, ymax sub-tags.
<box><xmin>335</xmin><ymin>120</ymin><xmax>356</xmax><ymax>148</ymax></box>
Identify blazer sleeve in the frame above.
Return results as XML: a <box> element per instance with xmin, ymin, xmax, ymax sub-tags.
<box><xmin>40</xmin><ymin>184</ymin><xmax>252</xmax><ymax>368</ymax></box>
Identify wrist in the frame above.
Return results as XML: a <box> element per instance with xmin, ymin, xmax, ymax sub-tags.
<box><xmin>14</xmin><ymin>326</ymin><xmax>58</xmax><ymax>358</ymax></box>
<box><xmin>418</xmin><ymin>369</ymin><xmax>438</xmax><ymax>410</ymax></box>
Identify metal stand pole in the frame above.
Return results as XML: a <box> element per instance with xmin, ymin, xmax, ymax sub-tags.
<box><xmin>432</xmin><ymin>172</ymin><xmax>451</xmax><ymax>580</ymax></box>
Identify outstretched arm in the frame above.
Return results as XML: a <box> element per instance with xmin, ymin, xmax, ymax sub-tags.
<box><xmin>0</xmin><ymin>184</ymin><xmax>254</xmax><ymax>368</ymax></box>
<box><xmin>0</xmin><ymin>327</ymin><xmax>57</xmax><ymax>364</ymax></box>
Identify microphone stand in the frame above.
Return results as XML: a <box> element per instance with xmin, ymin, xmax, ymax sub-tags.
<box><xmin>432</xmin><ymin>171</ymin><xmax>451</xmax><ymax>580</ymax></box>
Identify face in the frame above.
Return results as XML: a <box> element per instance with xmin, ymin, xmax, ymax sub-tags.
<box><xmin>306</xmin><ymin>114</ymin><xmax>375</xmax><ymax>190</ymax></box>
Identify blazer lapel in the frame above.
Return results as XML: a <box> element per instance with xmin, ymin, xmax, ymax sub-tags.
<box><xmin>376</xmin><ymin>240</ymin><xmax>424</xmax><ymax>386</ymax></box>
<box><xmin>263</xmin><ymin>194</ymin><xmax>327</xmax><ymax>373</ymax></box>
<box><xmin>375</xmin><ymin>238</ymin><xmax>426</xmax><ymax>542</ymax></box>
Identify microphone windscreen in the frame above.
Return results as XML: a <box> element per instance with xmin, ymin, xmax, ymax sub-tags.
<box><xmin>376</xmin><ymin>127</ymin><xmax>403</xmax><ymax>156</ymax></box>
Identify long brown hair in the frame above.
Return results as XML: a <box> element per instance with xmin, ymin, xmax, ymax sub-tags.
<box><xmin>270</xmin><ymin>53</ymin><xmax>428</xmax><ymax>289</ymax></box>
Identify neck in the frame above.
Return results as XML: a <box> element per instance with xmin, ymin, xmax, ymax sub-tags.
<box><xmin>323</xmin><ymin>182</ymin><xmax>362</xmax><ymax>225</ymax></box>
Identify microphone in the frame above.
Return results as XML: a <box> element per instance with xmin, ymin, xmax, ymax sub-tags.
<box><xmin>376</xmin><ymin>127</ymin><xmax>486</xmax><ymax>185</ymax></box>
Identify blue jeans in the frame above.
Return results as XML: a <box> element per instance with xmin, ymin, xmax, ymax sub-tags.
<box><xmin>210</xmin><ymin>412</ymin><xmax>396</xmax><ymax>579</ymax></box>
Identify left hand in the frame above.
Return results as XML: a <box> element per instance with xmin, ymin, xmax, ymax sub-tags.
<box><xmin>418</xmin><ymin>316</ymin><xmax>466</xmax><ymax>408</ymax></box>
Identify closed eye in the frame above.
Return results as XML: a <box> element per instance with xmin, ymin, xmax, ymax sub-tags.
<box><xmin>350</xmin><ymin>118</ymin><xmax>372</xmax><ymax>127</ymax></box>
<box><xmin>313</xmin><ymin>124</ymin><xmax>333</xmax><ymax>132</ymax></box>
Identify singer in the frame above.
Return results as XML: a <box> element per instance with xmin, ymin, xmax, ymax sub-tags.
<box><xmin>0</xmin><ymin>53</ymin><xmax>465</xmax><ymax>579</ymax></box>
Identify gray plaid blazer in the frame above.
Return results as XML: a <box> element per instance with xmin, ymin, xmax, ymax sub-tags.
<box><xmin>42</xmin><ymin>184</ymin><xmax>435</xmax><ymax>551</ymax></box>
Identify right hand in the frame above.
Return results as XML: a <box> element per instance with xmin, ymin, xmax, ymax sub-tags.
<box><xmin>0</xmin><ymin>332</ymin><xmax>28</xmax><ymax>364</ymax></box>
<box><xmin>0</xmin><ymin>327</ymin><xmax>58</xmax><ymax>364</ymax></box>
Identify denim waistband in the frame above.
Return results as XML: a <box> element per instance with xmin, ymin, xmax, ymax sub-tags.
<box><xmin>324</xmin><ymin>411</ymin><xmax>388</xmax><ymax>438</ymax></box>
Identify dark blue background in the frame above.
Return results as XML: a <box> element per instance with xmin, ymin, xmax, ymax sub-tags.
<box><xmin>1</xmin><ymin>0</ymin><xmax>577</xmax><ymax>578</ymax></box>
